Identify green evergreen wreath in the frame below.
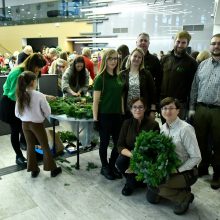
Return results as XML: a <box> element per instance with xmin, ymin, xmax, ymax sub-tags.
<box><xmin>130</xmin><ymin>130</ymin><xmax>181</xmax><ymax>187</ymax></box>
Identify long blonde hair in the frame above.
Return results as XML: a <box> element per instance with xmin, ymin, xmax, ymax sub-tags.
<box><xmin>97</xmin><ymin>49</ymin><xmax>119</xmax><ymax>93</ymax></box>
<box><xmin>98</xmin><ymin>49</ymin><xmax>119</xmax><ymax>75</ymax></box>
<box><xmin>125</xmin><ymin>47</ymin><xmax>145</xmax><ymax>71</ymax></box>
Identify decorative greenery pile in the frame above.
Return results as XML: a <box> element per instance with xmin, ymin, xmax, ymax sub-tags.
<box><xmin>49</xmin><ymin>96</ymin><xmax>93</xmax><ymax>119</ymax></box>
<box><xmin>86</xmin><ymin>162</ymin><xmax>98</xmax><ymax>171</ymax></box>
<box><xmin>58</xmin><ymin>131</ymin><xmax>77</xmax><ymax>143</ymax></box>
<box><xmin>130</xmin><ymin>130</ymin><xmax>181</xmax><ymax>187</ymax></box>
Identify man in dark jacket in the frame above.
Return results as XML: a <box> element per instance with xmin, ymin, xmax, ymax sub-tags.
<box><xmin>160</xmin><ymin>30</ymin><xmax>198</xmax><ymax>120</ymax></box>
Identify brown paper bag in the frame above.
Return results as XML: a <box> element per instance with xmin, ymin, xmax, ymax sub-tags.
<box><xmin>46</xmin><ymin>129</ymin><xmax>64</xmax><ymax>154</ymax></box>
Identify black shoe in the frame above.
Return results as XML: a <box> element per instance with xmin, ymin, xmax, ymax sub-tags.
<box><xmin>16</xmin><ymin>156</ymin><xmax>27</xmax><ymax>168</ymax></box>
<box><xmin>31</xmin><ymin>168</ymin><xmax>40</xmax><ymax>178</ymax></box>
<box><xmin>198</xmin><ymin>166</ymin><xmax>209</xmax><ymax>177</ymax></box>
<box><xmin>122</xmin><ymin>184</ymin><xmax>133</xmax><ymax>196</ymax></box>
<box><xmin>173</xmin><ymin>193</ymin><xmax>194</xmax><ymax>215</ymax></box>
<box><xmin>20</xmin><ymin>142</ymin><xmax>27</xmax><ymax>151</ymax></box>
<box><xmin>100</xmin><ymin>166</ymin><xmax>115</xmax><ymax>180</ymax></box>
<box><xmin>210</xmin><ymin>173</ymin><xmax>220</xmax><ymax>190</ymax></box>
<box><xmin>51</xmin><ymin>167</ymin><xmax>62</xmax><ymax>177</ymax></box>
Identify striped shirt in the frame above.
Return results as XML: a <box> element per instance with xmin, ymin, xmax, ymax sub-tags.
<box><xmin>190</xmin><ymin>57</ymin><xmax>220</xmax><ymax>108</ymax></box>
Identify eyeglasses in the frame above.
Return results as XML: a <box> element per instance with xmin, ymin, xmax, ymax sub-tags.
<box><xmin>132</xmin><ymin>105</ymin><xmax>144</xmax><ymax>111</ymax></box>
<box><xmin>210</xmin><ymin>42</ymin><xmax>220</xmax><ymax>46</ymax></box>
<box><xmin>161</xmin><ymin>107</ymin><xmax>177</xmax><ymax>111</ymax></box>
<box><xmin>108</xmin><ymin>57</ymin><xmax>118</xmax><ymax>62</ymax></box>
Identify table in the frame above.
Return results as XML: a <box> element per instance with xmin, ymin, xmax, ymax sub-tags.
<box><xmin>49</xmin><ymin>114</ymin><xmax>94</xmax><ymax>169</ymax></box>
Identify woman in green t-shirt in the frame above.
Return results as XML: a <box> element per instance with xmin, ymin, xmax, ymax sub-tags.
<box><xmin>0</xmin><ymin>53</ymin><xmax>46</xmax><ymax>167</ymax></box>
<box><xmin>93</xmin><ymin>49</ymin><xmax>124</xmax><ymax>180</ymax></box>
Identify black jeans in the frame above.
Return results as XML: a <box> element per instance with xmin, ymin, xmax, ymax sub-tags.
<box><xmin>116</xmin><ymin>154</ymin><xmax>139</xmax><ymax>189</ymax></box>
<box><xmin>98</xmin><ymin>113</ymin><xmax>122</xmax><ymax>166</ymax></box>
<box><xmin>0</xmin><ymin>95</ymin><xmax>24</xmax><ymax>158</ymax></box>
<box><xmin>116</xmin><ymin>154</ymin><xmax>130</xmax><ymax>175</ymax></box>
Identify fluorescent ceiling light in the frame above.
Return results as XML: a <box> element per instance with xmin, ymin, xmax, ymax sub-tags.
<box><xmin>89</xmin><ymin>0</ymin><xmax>112</xmax><ymax>4</ymax></box>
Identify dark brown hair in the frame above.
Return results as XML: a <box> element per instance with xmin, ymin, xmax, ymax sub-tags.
<box><xmin>160</xmin><ymin>97</ymin><xmax>181</xmax><ymax>109</ymax></box>
<box><xmin>69</xmin><ymin>55</ymin><xmax>86</xmax><ymax>87</ymax></box>
<box><xmin>16</xmin><ymin>71</ymin><xmax>37</xmax><ymax>114</ymax></box>
<box><xmin>19</xmin><ymin>53</ymin><xmax>46</xmax><ymax>73</ymax></box>
<box><xmin>129</xmin><ymin>97</ymin><xmax>147</xmax><ymax>109</ymax></box>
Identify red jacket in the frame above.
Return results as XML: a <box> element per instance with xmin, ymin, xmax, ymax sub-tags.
<box><xmin>83</xmin><ymin>56</ymin><xmax>95</xmax><ymax>80</ymax></box>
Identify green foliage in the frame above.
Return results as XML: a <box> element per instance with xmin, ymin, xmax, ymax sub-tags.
<box><xmin>56</xmin><ymin>157</ymin><xmax>71</xmax><ymax>164</ymax></box>
<box><xmin>58</xmin><ymin>131</ymin><xmax>77</xmax><ymax>143</ymax></box>
<box><xmin>86</xmin><ymin>162</ymin><xmax>98</xmax><ymax>171</ymax></box>
<box><xmin>48</xmin><ymin>96</ymin><xmax>93</xmax><ymax>119</ymax></box>
<box><xmin>49</xmin><ymin>98</ymin><xmax>70</xmax><ymax>115</ymax></box>
<box><xmin>130</xmin><ymin>130</ymin><xmax>181</xmax><ymax>187</ymax></box>
<box><xmin>66</xmin><ymin>103</ymin><xmax>93</xmax><ymax>119</ymax></box>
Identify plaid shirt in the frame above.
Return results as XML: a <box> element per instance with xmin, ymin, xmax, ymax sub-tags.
<box><xmin>190</xmin><ymin>57</ymin><xmax>220</xmax><ymax>109</ymax></box>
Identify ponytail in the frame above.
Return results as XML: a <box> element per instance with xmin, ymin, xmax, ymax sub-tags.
<box><xmin>16</xmin><ymin>71</ymin><xmax>36</xmax><ymax>115</ymax></box>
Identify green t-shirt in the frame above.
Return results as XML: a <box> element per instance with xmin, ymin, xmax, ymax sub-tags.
<box><xmin>3</xmin><ymin>67</ymin><xmax>23</xmax><ymax>101</ymax></box>
<box><xmin>94</xmin><ymin>72</ymin><xmax>124</xmax><ymax>114</ymax></box>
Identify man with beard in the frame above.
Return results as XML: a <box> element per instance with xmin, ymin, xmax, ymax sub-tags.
<box><xmin>160</xmin><ymin>31</ymin><xmax>198</xmax><ymax>120</ymax></box>
<box><xmin>189</xmin><ymin>33</ymin><xmax>220</xmax><ymax>189</ymax></box>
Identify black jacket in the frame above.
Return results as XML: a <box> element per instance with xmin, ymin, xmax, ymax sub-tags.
<box><xmin>160</xmin><ymin>50</ymin><xmax>198</xmax><ymax>102</ymax></box>
<box><xmin>117</xmin><ymin>117</ymin><xmax>160</xmax><ymax>153</ymax></box>
<box><xmin>119</xmin><ymin>68</ymin><xmax>156</xmax><ymax>110</ymax></box>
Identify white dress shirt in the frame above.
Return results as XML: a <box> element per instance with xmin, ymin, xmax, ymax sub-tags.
<box><xmin>161</xmin><ymin>117</ymin><xmax>201</xmax><ymax>172</ymax></box>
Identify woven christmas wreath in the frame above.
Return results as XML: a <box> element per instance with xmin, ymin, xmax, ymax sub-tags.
<box><xmin>130</xmin><ymin>130</ymin><xmax>181</xmax><ymax>187</ymax></box>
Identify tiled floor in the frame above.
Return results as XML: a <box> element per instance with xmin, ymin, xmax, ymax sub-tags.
<box><xmin>0</xmin><ymin>126</ymin><xmax>220</xmax><ymax>220</ymax></box>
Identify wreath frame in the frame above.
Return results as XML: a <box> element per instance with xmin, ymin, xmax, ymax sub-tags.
<box><xmin>130</xmin><ymin>130</ymin><xmax>181</xmax><ymax>187</ymax></box>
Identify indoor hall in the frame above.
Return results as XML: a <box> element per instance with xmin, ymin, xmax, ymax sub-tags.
<box><xmin>0</xmin><ymin>0</ymin><xmax>220</xmax><ymax>219</ymax></box>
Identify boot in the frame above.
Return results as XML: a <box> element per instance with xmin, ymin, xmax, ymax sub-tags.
<box><xmin>121</xmin><ymin>174</ymin><xmax>137</xmax><ymax>196</ymax></box>
<box><xmin>173</xmin><ymin>193</ymin><xmax>194</xmax><ymax>215</ymax></box>
<box><xmin>122</xmin><ymin>184</ymin><xmax>133</xmax><ymax>196</ymax></box>
<box><xmin>100</xmin><ymin>165</ymin><xmax>115</xmax><ymax>180</ymax></box>
<box><xmin>109</xmin><ymin>158</ymin><xmax>122</xmax><ymax>179</ymax></box>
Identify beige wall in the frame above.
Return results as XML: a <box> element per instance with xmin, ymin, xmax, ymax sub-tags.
<box><xmin>0</xmin><ymin>21</ymin><xmax>92</xmax><ymax>54</ymax></box>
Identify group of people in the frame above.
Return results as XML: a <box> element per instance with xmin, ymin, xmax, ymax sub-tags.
<box><xmin>0</xmin><ymin>30</ymin><xmax>219</xmax><ymax>215</ymax></box>
<box><xmin>92</xmin><ymin>31</ymin><xmax>220</xmax><ymax>215</ymax></box>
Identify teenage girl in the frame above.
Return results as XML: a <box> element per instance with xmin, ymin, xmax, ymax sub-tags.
<box><xmin>93</xmin><ymin>49</ymin><xmax>124</xmax><ymax>180</ymax></box>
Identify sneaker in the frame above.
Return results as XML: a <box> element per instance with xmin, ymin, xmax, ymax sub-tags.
<box><xmin>210</xmin><ymin>173</ymin><xmax>220</xmax><ymax>190</ymax></box>
<box><xmin>122</xmin><ymin>184</ymin><xmax>133</xmax><ymax>196</ymax></box>
<box><xmin>51</xmin><ymin>167</ymin><xmax>62</xmax><ymax>177</ymax></box>
<box><xmin>31</xmin><ymin>168</ymin><xmax>40</xmax><ymax>178</ymax></box>
<box><xmin>173</xmin><ymin>193</ymin><xmax>194</xmax><ymax>215</ymax></box>
<box><xmin>100</xmin><ymin>166</ymin><xmax>115</xmax><ymax>180</ymax></box>
<box><xmin>16</xmin><ymin>156</ymin><xmax>27</xmax><ymax>168</ymax></box>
